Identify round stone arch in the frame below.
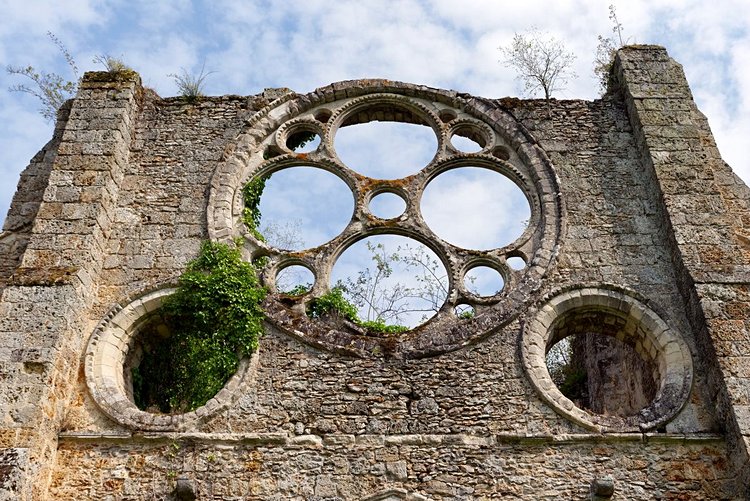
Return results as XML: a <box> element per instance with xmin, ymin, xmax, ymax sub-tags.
<box><xmin>521</xmin><ymin>285</ymin><xmax>693</xmax><ymax>432</ymax></box>
<box><xmin>208</xmin><ymin>79</ymin><xmax>564</xmax><ymax>358</ymax></box>
<box><xmin>84</xmin><ymin>288</ymin><xmax>258</xmax><ymax>431</ymax></box>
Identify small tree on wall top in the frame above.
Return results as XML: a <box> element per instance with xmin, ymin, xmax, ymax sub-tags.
<box><xmin>499</xmin><ymin>27</ymin><xmax>577</xmax><ymax>102</ymax></box>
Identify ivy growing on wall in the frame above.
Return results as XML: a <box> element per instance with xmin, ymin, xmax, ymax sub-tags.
<box><xmin>241</xmin><ymin>174</ymin><xmax>269</xmax><ymax>241</ymax></box>
<box><xmin>132</xmin><ymin>240</ymin><xmax>266</xmax><ymax>413</ymax></box>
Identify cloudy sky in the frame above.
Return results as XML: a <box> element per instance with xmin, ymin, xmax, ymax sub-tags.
<box><xmin>1</xmin><ymin>0</ymin><xmax>749</xmax><ymax>226</ymax></box>
<box><xmin>1</xmin><ymin>0</ymin><xmax>748</xmax><ymax>323</ymax></box>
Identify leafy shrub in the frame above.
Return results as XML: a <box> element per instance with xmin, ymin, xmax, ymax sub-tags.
<box><xmin>307</xmin><ymin>287</ymin><xmax>408</xmax><ymax>334</ymax></box>
<box><xmin>308</xmin><ymin>287</ymin><xmax>359</xmax><ymax>322</ymax></box>
<box><xmin>132</xmin><ymin>241</ymin><xmax>266</xmax><ymax>413</ymax></box>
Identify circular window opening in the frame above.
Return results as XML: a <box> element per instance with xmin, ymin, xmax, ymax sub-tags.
<box><xmin>334</xmin><ymin>119</ymin><xmax>438</xmax><ymax>179</ymax></box>
<box><xmin>522</xmin><ymin>287</ymin><xmax>694</xmax><ymax>431</ymax></box>
<box><xmin>329</xmin><ymin>234</ymin><xmax>448</xmax><ymax>329</ymax></box>
<box><xmin>545</xmin><ymin>334</ymin><xmax>657</xmax><ymax>417</ymax></box>
<box><xmin>126</xmin><ymin>310</ymin><xmax>243</xmax><ymax>415</ymax></box>
<box><xmin>507</xmin><ymin>256</ymin><xmax>526</xmax><ymax>270</ymax></box>
<box><xmin>492</xmin><ymin>146</ymin><xmax>510</xmax><ymax>161</ymax></box>
<box><xmin>369</xmin><ymin>192</ymin><xmax>407</xmax><ymax>219</ymax></box>
<box><xmin>315</xmin><ymin>109</ymin><xmax>332</xmax><ymax>123</ymax></box>
<box><xmin>464</xmin><ymin>265</ymin><xmax>504</xmax><ymax>297</ymax></box>
<box><xmin>253</xmin><ymin>166</ymin><xmax>354</xmax><ymax>250</ymax></box>
<box><xmin>286</xmin><ymin>131</ymin><xmax>321</xmax><ymax>153</ymax></box>
<box><xmin>421</xmin><ymin>166</ymin><xmax>530</xmax><ymax>250</ymax></box>
<box><xmin>451</xmin><ymin>134</ymin><xmax>483</xmax><ymax>153</ymax></box>
<box><xmin>450</xmin><ymin>125</ymin><xmax>486</xmax><ymax>153</ymax></box>
<box><xmin>454</xmin><ymin>303</ymin><xmax>475</xmax><ymax>319</ymax></box>
<box><xmin>439</xmin><ymin>110</ymin><xmax>457</xmax><ymax>123</ymax></box>
<box><xmin>276</xmin><ymin>264</ymin><xmax>314</xmax><ymax>294</ymax></box>
<box><xmin>87</xmin><ymin>288</ymin><xmax>260</xmax><ymax>429</ymax></box>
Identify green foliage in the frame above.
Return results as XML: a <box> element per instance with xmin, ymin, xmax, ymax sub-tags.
<box><xmin>457</xmin><ymin>309</ymin><xmax>475</xmax><ymax>320</ymax></box>
<box><xmin>308</xmin><ymin>287</ymin><xmax>408</xmax><ymax>333</ymax></box>
<box><xmin>169</xmin><ymin>63</ymin><xmax>212</xmax><ymax>102</ymax></box>
<box><xmin>241</xmin><ymin>174</ymin><xmax>270</xmax><ymax>240</ymax></box>
<box><xmin>133</xmin><ymin>241</ymin><xmax>266</xmax><ymax>413</ymax></box>
<box><xmin>308</xmin><ymin>287</ymin><xmax>359</xmax><ymax>322</ymax></box>
<box><xmin>6</xmin><ymin>32</ymin><xmax>79</xmax><ymax>122</ymax></box>
<box><xmin>284</xmin><ymin>283</ymin><xmax>312</xmax><ymax>296</ymax></box>
<box><xmin>357</xmin><ymin>320</ymin><xmax>409</xmax><ymax>334</ymax></box>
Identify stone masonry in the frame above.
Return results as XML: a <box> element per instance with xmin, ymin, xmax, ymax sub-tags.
<box><xmin>0</xmin><ymin>46</ymin><xmax>748</xmax><ymax>499</ymax></box>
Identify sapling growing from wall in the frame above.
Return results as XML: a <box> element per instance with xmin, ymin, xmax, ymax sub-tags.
<box><xmin>6</xmin><ymin>32</ymin><xmax>79</xmax><ymax>122</ymax></box>
<box><xmin>7</xmin><ymin>33</ymin><xmax>135</xmax><ymax>121</ymax></box>
<box><xmin>499</xmin><ymin>28</ymin><xmax>577</xmax><ymax>103</ymax></box>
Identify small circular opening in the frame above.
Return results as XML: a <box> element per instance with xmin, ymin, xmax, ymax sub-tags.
<box><xmin>450</xmin><ymin>125</ymin><xmax>487</xmax><ymax>153</ymax></box>
<box><xmin>369</xmin><ymin>192</ymin><xmax>407</xmax><ymax>219</ymax></box>
<box><xmin>286</xmin><ymin>131</ymin><xmax>321</xmax><ymax>153</ymax></box>
<box><xmin>464</xmin><ymin>265</ymin><xmax>504</xmax><ymax>296</ymax></box>
<box><xmin>315</xmin><ymin>109</ymin><xmax>332</xmax><ymax>123</ymax></box>
<box><xmin>492</xmin><ymin>146</ymin><xmax>510</xmax><ymax>161</ymax></box>
<box><xmin>276</xmin><ymin>264</ymin><xmax>314</xmax><ymax>294</ymax></box>
<box><xmin>451</xmin><ymin>134</ymin><xmax>483</xmax><ymax>153</ymax></box>
<box><xmin>439</xmin><ymin>110</ymin><xmax>457</xmax><ymax>123</ymax></box>
<box><xmin>454</xmin><ymin>303</ymin><xmax>475</xmax><ymax>319</ymax></box>
<box><xmin>507</xmin><ymin>256</ymin><xmax>526</xmax><ymax>270</ymax></box>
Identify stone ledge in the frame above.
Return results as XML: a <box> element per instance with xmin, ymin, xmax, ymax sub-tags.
<box><xmin>57</xmin><ymin>431</ymin><xmax>725</xmax><ymax>446</ymax></box>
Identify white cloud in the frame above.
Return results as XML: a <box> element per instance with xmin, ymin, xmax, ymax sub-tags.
<box><xmin>1</xmin><ymin>0</ymin><xmax>748</xmax><ymax>231</ymax></box>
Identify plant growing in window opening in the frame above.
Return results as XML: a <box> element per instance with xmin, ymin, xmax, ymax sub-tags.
<box><xmin>308</xmin><ymin>286</ymin><xmax>409</xmax><ymax>334</ymax></box>
<box><xmin>132</xmin><ymin>240</ymin><xmax>266</xmax><ymax>413</ymax></box>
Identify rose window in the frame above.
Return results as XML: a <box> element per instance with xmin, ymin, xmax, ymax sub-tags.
<box><xmin>208</xmin><ymin>81</ymin><xmax>562</xmax><ymax>358</ymax></box>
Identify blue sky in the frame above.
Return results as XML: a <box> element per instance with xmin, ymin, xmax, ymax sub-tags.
<box><xmin>2</xmin><ymin>0</ymin><xmax>749</xmax><ymax>224</ymax></box>
<box><xmin>1</xmin><ymin>0</ymin><xmax>749</xmax><ymax>325</ymax></box>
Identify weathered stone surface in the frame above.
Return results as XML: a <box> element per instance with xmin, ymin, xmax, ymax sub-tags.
<box><xmin>0</xmin><ymin>46</ymin><xmax>748</xmax><ymax>499</ymax></box>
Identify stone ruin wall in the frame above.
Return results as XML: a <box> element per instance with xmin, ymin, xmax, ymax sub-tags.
<box><xmin>1</xmin><ymin>46</ymin><xmax>750</xmax><ymax>499</ymax></box>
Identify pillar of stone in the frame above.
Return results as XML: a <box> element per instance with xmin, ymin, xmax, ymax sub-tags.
<box><xmin>616</xmin><ymin>45</ymin><xmax>750</xmax><ymax>494</ymax></box>
<box><xmin>0</xmin><ymin>71</ymin><xmax>141</xmax><ymax>499</ymax></box>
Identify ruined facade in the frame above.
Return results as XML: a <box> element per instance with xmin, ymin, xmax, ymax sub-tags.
<box><xmin>1</xmin><ymin>46</ymin><xmax>749</xmax><ymax>499</ymax></box>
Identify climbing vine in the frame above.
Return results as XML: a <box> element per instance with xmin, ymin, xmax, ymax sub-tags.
<box><xmin>241</xmin><ymin>174</ymin><xmax>270</xmax><ymax>240</ymax></box>
<box><xmin>132</xmin><ymin>240</ymin><xmax>266</xmax><ymax>413</ymax></box>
